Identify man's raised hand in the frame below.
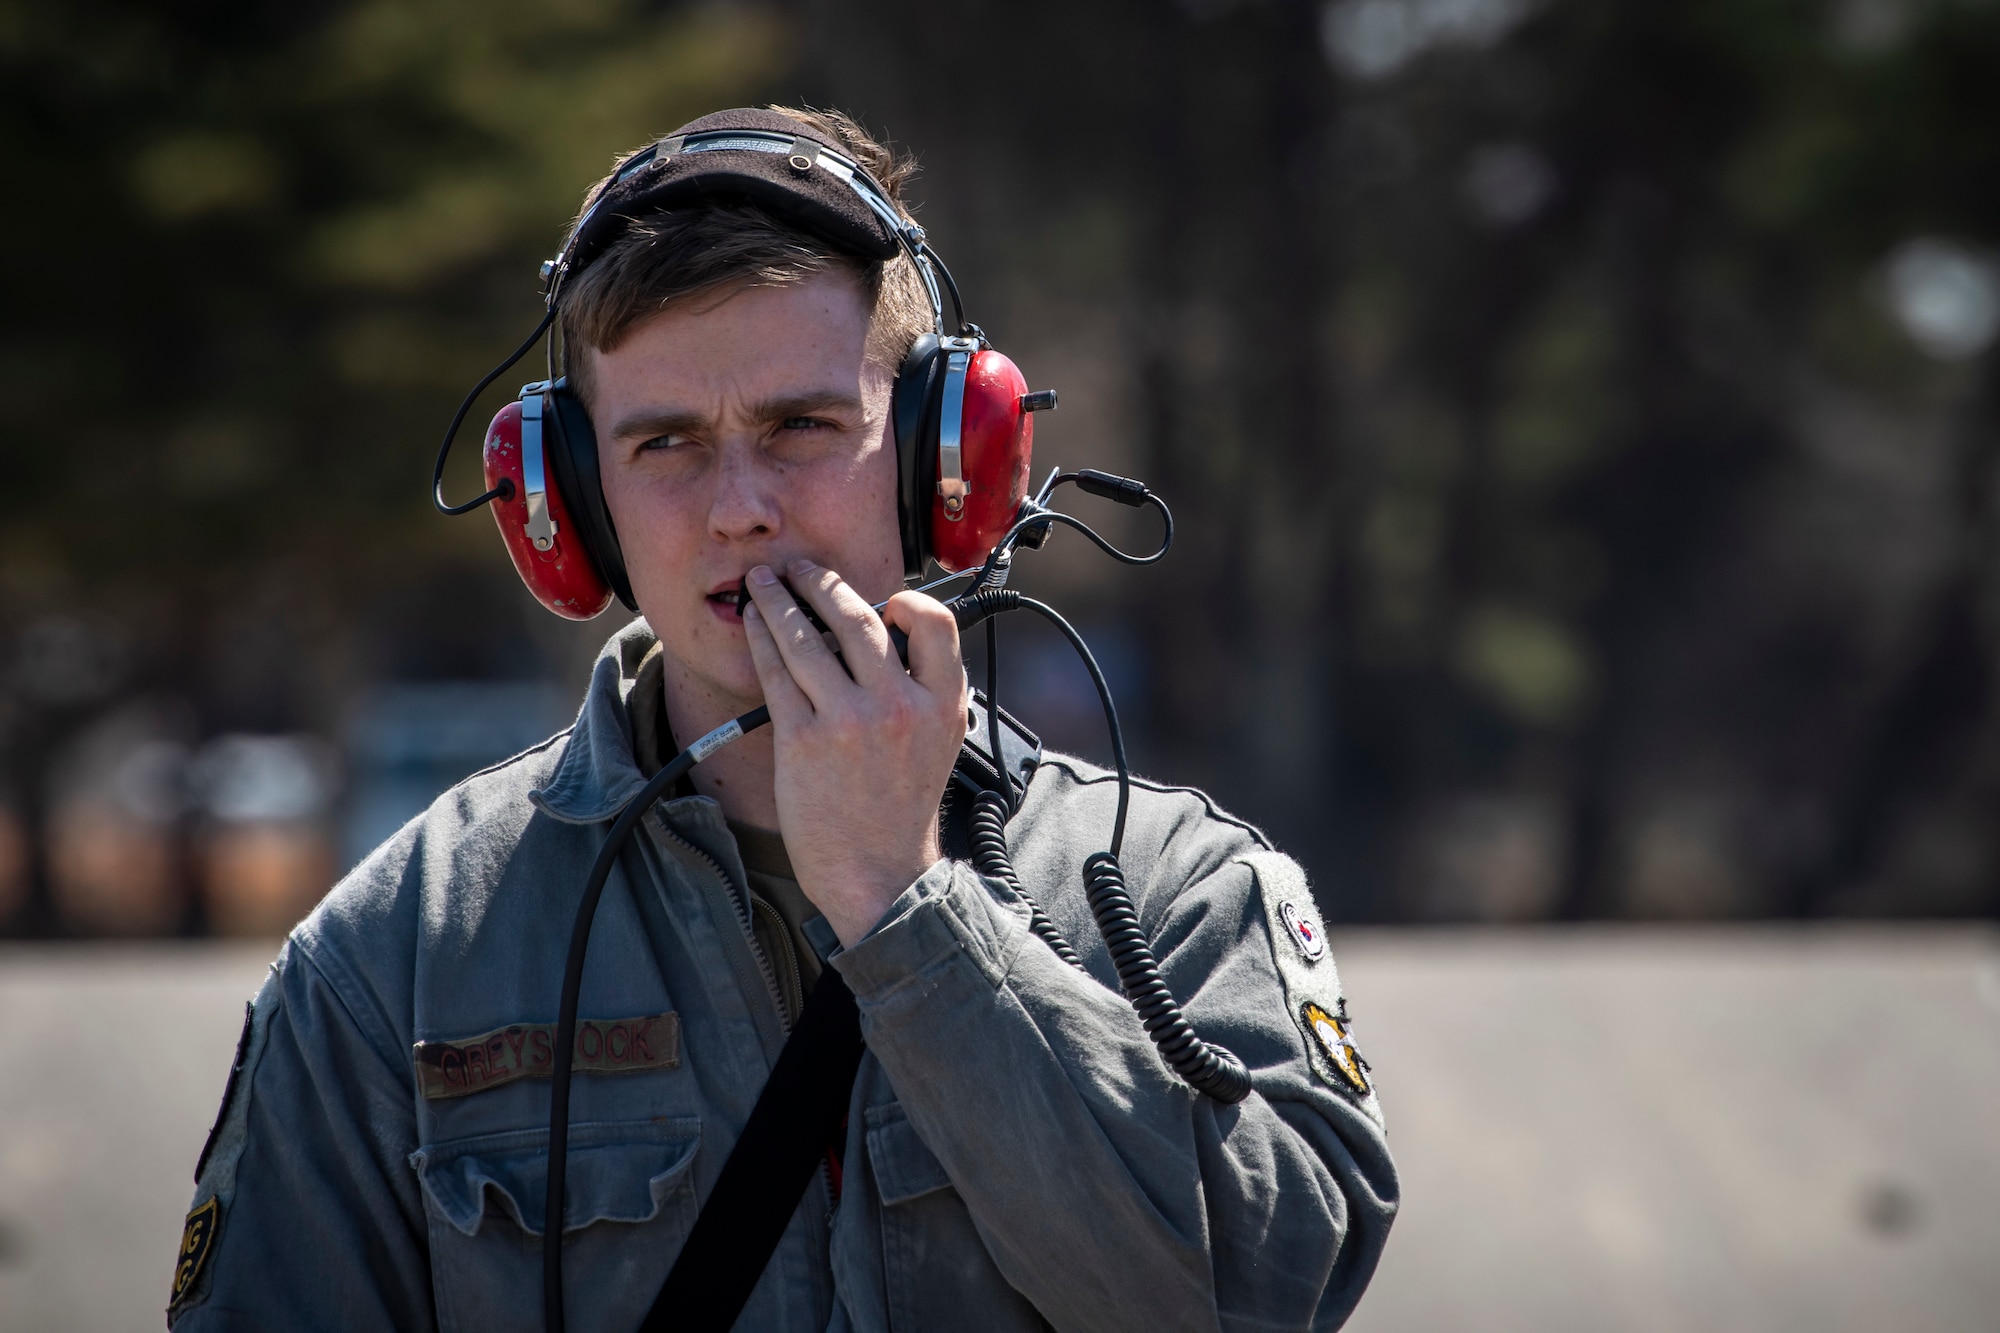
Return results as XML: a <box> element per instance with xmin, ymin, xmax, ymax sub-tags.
<box><xmin>740</xmin><ymin>557</ymin><xmax>966</xmax><ymax>948</ymax></box>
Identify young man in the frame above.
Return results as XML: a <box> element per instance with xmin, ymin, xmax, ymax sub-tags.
<box><xmin>169</xmin><ymin>107</ymin><xmax>1397</xmax><ymax>1331</ymax></box>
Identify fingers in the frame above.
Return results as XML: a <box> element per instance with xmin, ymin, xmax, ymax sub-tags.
<box><xmin>740</xmin><ymin>596</ymin><xmax>813</xmax><ymax>726</ymax></box>
<box><xmin>881</xmin><ymin>591</ymin><xmax>965</xmax><ymax>702</ymax></box>
<box><xmin>783</xmin><ymin>558</ymin><xmax>902</xmax><ymax>688</ymax></box>
<box><xmin>743</xmin><ymin>564</ymin><xmax>849</xmax><ymax>706</ymax></box>
<box><xmin>742</xmin><ymin>560</ymin><xmax>962</xmax><ymax>728</ymax></box>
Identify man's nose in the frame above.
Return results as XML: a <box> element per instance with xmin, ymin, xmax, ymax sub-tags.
<box><xmin>707</xmin><ymin>441</ymin><xmax>782</xmax><ymax>542</ymax></box>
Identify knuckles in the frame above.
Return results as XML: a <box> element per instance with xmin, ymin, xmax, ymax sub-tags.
<box><xmin>795</xmin><ymin>681</ymin><xmax>964</xmax><ymax>759</ymax></box>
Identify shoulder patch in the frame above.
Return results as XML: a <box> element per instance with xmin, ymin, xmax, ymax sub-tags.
<box><xmin>169</xmin><ymin>1197</ymin><xmax>220</xmax><ymax>1310</ymax></box>
<box><xmin>174</xmin><ymin>959</ymin><xmax>282</xmax><ymax>1314</ymax></box>
<box><xmin>1278</xmin><ymin>899</ymin><xmax>1326</xmax><ymax>962</ymax></box>
<box><xmin>1239</xmin><ymin>851</ymin><xmax>1383</xmax><ymax>1121</ymax></box>
<box><xmin>1301</xmin><ymin>999</ymin><xmax>1370</xmax><ymax>1095</ymax></box>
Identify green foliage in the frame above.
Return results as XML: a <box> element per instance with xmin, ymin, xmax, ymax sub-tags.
<box><xmin>8</xmin><ymin>0</ymin><xmax>2000</xmax><ymax>919</ymax></box>
<box><xmin>0</xmin><ymin>0</ymin><xmax>787</xmax><ymax>597</ymax></box>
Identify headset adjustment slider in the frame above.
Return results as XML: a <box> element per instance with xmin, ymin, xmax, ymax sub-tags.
<box><xmin>518</xmin><ymin>382</ymin><xmax>558</xmax><ymax>551</ymax></box>
<box><xmin>936</xmin><ymin>335</ymin><xmax>982</xmax><ymax>518</ymax></box>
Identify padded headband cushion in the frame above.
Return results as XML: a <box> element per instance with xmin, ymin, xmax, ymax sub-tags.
<box><xmin>561</xmin><ymin>108</ymin><xmax>902</xmax><ymax>279</ymax></box>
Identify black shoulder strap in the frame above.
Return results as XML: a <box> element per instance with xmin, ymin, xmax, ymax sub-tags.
<box><xmin>641</xmin><ymin>966</ymin><xmax>864</xmax><ymax>1332</ymax></box>
<box><xmin>638</xmin><ymin>704</ymin><xmax>1035</xmax><ymax>1330</ymax></box>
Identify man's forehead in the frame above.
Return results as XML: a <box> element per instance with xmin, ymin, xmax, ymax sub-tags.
<box><xmin>596</xmin><ymin>356</ymin><xmax>892</xmax><ymax>445</ymax></box>
<box><xmin>597</xmin><ymin>274</ymin><xmax>874</xmax><ymax>376</ymax></box>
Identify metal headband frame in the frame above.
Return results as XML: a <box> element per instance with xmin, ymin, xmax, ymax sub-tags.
<box><xmin>539</xmin><ymin>128</ymin><xmax>947</xmax><ymax>338</ymax></box>
<box><xmin>534</xmin><ymin>128</ymin><xmax>977</xmax><ymax>518</ymax></box>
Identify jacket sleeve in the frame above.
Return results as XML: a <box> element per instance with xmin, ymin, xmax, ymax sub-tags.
<box><xmin>168</xmin><ymin>937</ymin><xmax>434</xmax><ymax>1331</ymax></box>
<box><xmin>830</xmin><ymin>782</ymin><xmax>1399</xmax><ymax>1331</ymax></box>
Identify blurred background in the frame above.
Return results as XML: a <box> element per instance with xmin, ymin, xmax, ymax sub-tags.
<box><xmin>1</xmin><ymin>0</ymin><xmax>1996</xmax><ymax>1329</ymax></box>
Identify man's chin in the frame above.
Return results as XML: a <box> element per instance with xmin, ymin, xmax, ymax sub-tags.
<box><xmin>639</xmin><ymin>621</ymin><xmax>763</xmax><ymax>718</ymax></box>
<box><xmin>682</xmin><ymin>663</ymin><xmax>767</xmax><ymax>721</ymax></box>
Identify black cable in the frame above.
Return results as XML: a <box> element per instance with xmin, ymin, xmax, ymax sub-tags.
<box><xmin>432</xmin><ymin>309</ymin><xmax>555</xmax><ymax>515</ymax></box>
<box><xmin>542</xmin><ymin>589</ymin><xmax>1021</xmax><ymax>1330</ymax></box>
<box><xmin>986</xmin><ymin>618</ymin><xmax>1011</xmax><ymax>814</ymax></box>
<box><xmin>924</xmin><ymin>246</ymin><xmax>969</xmax><ymax>336</ymax></box>
<box><xmin>952</xmin><ymin>586</ymin><xmax>1252</xmax><ymax>1104</ymax></box>
<box><xmin>541</xmin><ymin>593</ymin><xmax>1007</xmax><ymax>1331</ymax></box>
<box><xmin>543</xmin><ymin>702</ymin><xmax>769</xmax><ymax>1333</ymax></box>
<box><xmin>1006</xmin><ymin>507</ymin><xmax>1172</xmax><ymax>569</ymax></box>
<box><xmin>540</xmin><ymin>572</ymin><xmax>1247</xmax><ymax>1333</ymax></box>
<box><xmin>969</xmin><ymin>790</ymin><xmax>1085</xmax><ymax>969</ymax></box>
<box><xmin>1077</xmin><ymin>845</ymin><xmax>1250</xmax><ymax>1103</ymax></box>
<box><xmin>979</xmin><ymin>479</ymin><xmax>1173</xmax><ymax>591</ymax></box>
<box><xmin>1012</xmin><ymin>595</ymin><xmax>1131</xmax><ymax>853</ymax></box>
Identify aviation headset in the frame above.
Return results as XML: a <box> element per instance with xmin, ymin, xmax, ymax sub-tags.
<box><xmin>434</xmin><ymin>107</ymin><xmax>1052</xmax><ymax>618</ymax></box>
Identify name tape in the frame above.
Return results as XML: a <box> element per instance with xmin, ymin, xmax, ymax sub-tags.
<box><xmin>413</xmin><ymin>1011</ymin><xmax>680</xmax><ymax>1100</ymax></box>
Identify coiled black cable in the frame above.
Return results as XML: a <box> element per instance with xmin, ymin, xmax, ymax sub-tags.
<box><xmin>958</xmin><ymin>585</ymin><xmax>1253</xmax><ymax>1105</ymax></box>
<box><xmin>968</xmin><ymin>790</ymin><xmax>1085</xmax><ymax>970</ymax></box>
<box><xmin>1081</xmin><ymin>851</ymin><xmax>1250</xmax><ymax>1102</ymax></box>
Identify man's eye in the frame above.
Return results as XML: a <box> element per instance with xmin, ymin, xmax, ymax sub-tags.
<box><xmin>640</xmin><ymin>434</ymin><xmax>689</xmax><ymax>452</ymax></box>
<box><xmin>780</xmin><ymin>416</ymin><xmax>833</xmax><ymax>432</ymax></box>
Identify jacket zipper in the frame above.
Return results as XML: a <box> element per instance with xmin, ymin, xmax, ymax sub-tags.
<box><xmin>646</xmin><ymin>810</ymin><xmax>837</xmax><ymax>1314</ymax></box>
<box><xmin>649</xmin><ymin>814</ymin><xmax>792</xmax><ymax>1035</ymax></box>
<box><xmin>750</xmin><ymin>894</ymin><xmax>805</xmax><ymax>1025</ymax></box>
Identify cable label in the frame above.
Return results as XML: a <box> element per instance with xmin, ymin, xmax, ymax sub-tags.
<box><xmin>690</xmin><ymin>719</ymin><xmax>744</xmax><ymax>763</ymax></box>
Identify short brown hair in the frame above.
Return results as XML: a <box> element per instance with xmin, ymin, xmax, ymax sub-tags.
<box><xmin>557</xmin><ymin>107</ymin><xmax>932</xmax><ymax>405</ymax></box>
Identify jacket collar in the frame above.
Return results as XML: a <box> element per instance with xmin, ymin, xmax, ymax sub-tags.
<box><xmin>528</xmin><ymin>617</ymin><xmax>665</xmax><ymax>825</ymax></box>
<box><xmin>526</xmin><ymin>620</ymin><xmax>754</xmax><ymax>874</ymax></box>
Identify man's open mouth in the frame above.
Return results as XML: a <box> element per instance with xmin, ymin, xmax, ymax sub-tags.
<box><xmin>706</xmin><ymin>584</ymin><xmax>746</xmax><ymax>620</ymax></box>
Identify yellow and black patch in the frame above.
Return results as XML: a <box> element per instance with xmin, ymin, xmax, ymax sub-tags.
<box><xmin>1300</xmin><ymin>1000</ymin><xmax>1370</xmax><ymax>1096</ymax></box>
<box><xmin>170</xmin><ymin>1197</ymin><xmax>220</xmax><ymax>1310</ymax></box>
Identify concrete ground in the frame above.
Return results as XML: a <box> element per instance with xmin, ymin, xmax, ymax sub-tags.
<box><xmin>0</xmin><ymin>926</ymin><xmax>1995</xmax><ymax>1331</ymax></box>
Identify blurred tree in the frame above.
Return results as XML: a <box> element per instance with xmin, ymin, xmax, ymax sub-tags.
<box><xmin>0</xmin><ymin>0</ymin><xmax>790</xmax><ymax>929</ymax></box>
<box><xmin>791</xmin><ymin>0</ymin><xmax>2000</xmax><ymax>920</ymax></box>
<box><xmin>6</xmin><ymin>0</ymin><xmax>1999</xmax><ymax>929</ymax></box>
<box><xmin>2</xmin><ymin>0</ymin><xmax>784</xmax><ymax>586</ymax></box>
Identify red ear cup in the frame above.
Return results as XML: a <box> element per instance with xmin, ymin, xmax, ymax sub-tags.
<box><xmin>483</xmin><ymin>398</ymin><xmax>616</xmax><ymax>620</ymax></box>
<box><xmin>930</xmin><ymin>348</ymin><xmax>1035</xmax><ymax>573</ymax></box>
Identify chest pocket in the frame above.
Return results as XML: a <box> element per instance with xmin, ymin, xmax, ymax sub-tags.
<box><xmin>412</xmin><ymin>1117</ymin><xmax>701</xmax><ymax>1333</ymax></box>
<box><xmin>865</xmin><ymin>1102</ymin><xmax>1046</xmax><ymax>1333</ymax></box>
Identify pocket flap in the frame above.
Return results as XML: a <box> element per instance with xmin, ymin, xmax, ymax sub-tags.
<box><xmin>865</xmin><ymin>1104</ymin><xmax>952</xmax><ymax>1205</ymax></box>
<box><xmin>411</xmin><ymin>1117</ymin><xmax>701</xmax><ymax>1238</ymax></box>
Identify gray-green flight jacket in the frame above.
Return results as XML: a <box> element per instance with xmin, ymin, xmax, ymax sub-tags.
<box><xmin>170</xmin><ymin>619</ymin><xmax>1397</xmax><ymax>1331</ymax></box>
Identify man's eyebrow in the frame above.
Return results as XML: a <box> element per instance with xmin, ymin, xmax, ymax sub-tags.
<box><xmin>606</xmin><ymin>391</ymin><xmax>866</xmax><ymax>445</ymax></box>
<box><xmin>750</xmin><ymin>390</ymin><xmax>865</xmax><ymax>423</ymax></box>
<box><xmin>608</xmin><ymin>406</ymin><xmax>709</xmax><ymax>444</ymax></box>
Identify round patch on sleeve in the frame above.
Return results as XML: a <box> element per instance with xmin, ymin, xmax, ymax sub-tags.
<box><xmin>1278</xmin><ymin>900</ymin><xmax>1326</xmax><ymax>962</ymax></box>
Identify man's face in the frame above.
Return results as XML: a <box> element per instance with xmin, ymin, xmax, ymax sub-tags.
<box><xmin>585</xmin><ymin>270</ymin><xmax>904</xmax><ymax>709</ymax></box>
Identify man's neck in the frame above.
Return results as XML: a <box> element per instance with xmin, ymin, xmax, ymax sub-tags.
<box><xmin>656</xmin><ymin>647</ymin><xmax>781</xmax><ymax>831</ymax></box>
